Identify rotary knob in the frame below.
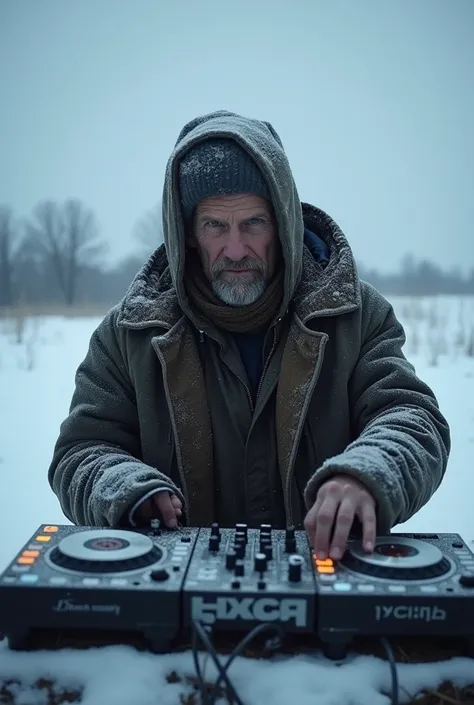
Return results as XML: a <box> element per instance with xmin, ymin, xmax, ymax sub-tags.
<box><xmin>285</xmin><ymin>536</ymin><xmax>297</xmax><ymax>553</ymax></box>
<box><xmin>150</xmin><ymin>568</ymin><xmax>169</xmax><ymax>582</ymax></box>
<box><xmin>254</xmin><ymin>552</ymin><xmax>267</xmax><ymax>573</ymax></box>
<box><xmin>261</xmin><ymin>543</ymin><xmax>273</xmax><ymax>560</ymax></box>
<box><xmin>235</xmin><ymin>530</ymin><xmax>247</xmax><ymax>545</ymax></box>
<box><xmin>235</xmin><ymin>523</ymin><xmax>248</xmax><ymax>538</ymax></box>
<box><xmin>225</xmin><ymin>551</ymin><xmax>237</xmax><ymax>570</ymax></box>
<box><xmin>210</xmin><ymin>522</ymin><xmax>221</xmax><ymax>539</ymax></box>
<box><xmin>234</xmin><ymin>542</ymin><xmax>246</xmax><ymax>559</ymax></box>
<box><xmin>208</xmin><ymin>535</ymin><xmax>220</xmax><ymax>552</ymax></box>
<box><xmin>288</xmin><ymin>554</ymin><xmax>304</xmax><ymax>583</ymax></box>
<box><xmin>234</xmin><ymin>560</ymin><xmax>245</xmax><ymax>577</ymax></box>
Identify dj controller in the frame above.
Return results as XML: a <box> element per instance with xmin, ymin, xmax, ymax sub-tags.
<box><xmin>1</xmin><ymin>523</ymin><xmax>473</xmax><ymax>659</ymax></box>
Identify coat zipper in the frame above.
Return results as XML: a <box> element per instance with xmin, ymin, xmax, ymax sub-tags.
<box><xmin>200</xmin><ymin>320</ymin><xmax>280</xmax><ymax>415</ymax></box>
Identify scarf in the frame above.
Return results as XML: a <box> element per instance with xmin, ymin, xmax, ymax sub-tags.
<box><xmin>184</xmin><ymin>252</ymin><xmax>284</xmax><ymax>333</ymax></box>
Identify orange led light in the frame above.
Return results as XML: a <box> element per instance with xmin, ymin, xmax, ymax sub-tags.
<box><xmin>315</xmin><ymin>558</ymin><xmax>334</xmax><ymax>567</ymax></box>
<box><xmin>17</xmin><ymin>557</ymin><xmax>35</xmax><ymax>565</ymax></box>
<box><xmin>22</xmin><ymin>550</ymin><xmax>40</xmax><ymax>558</ymax></box>
<box><xmin>317</xmin><ymin>566</ymin><xmax>335</xmax><ymax>574</ymax></box>
<box><xmin>43</xmin><ymin>526</ymin><xmax>59</xmax><ymax>533</ymax></box>
<box><xmin>35</xmin><ymin>535</ymin><xmax>51</xmax><ymax>542</ymax></box>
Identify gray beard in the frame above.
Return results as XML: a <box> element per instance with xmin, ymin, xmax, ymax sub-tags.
<box><xmin>212</xmin><ymin>275</ymin><xmax>266</xmax><ymax>306</ymax></box>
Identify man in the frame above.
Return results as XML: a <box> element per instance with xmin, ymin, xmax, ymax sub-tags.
<box><xmin>48</xmin><ymin>110</ymin><xmax>450</xmax><ymax>561</ymax></box>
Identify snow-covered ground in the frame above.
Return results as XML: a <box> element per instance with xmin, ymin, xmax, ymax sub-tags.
<box><xmin>0</xmin><ymin>295</ymin><xmax>473</xmax><ymax>704</ymax></box>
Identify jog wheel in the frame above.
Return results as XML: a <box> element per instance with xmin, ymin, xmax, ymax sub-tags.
<box><xmin>47</xmin><ymin>529</ymin><xmax>163</xmax><ymax>573</ymax></box>
<box><xmin>341</xmin><ymin>536</ymin><xmax>451</xmax><ymax>580</ymax></box>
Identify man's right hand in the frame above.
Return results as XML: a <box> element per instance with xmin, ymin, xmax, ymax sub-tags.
<box><xmin>136</xmin><ymin>491</ymin><xmax>183</xmax><ymax>528</ymax></box>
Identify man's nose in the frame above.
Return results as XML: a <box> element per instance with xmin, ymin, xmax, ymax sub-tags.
<box><xmin>224</xmin><ymin>228</ymin><xmax>248</xmax><ymax>261</ymax></box>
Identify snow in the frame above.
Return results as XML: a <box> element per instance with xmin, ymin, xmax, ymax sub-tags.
<box><xmin>1</xmin><ymin>295</ymin><xmax>474</xmax><ymax>704</ymax></box>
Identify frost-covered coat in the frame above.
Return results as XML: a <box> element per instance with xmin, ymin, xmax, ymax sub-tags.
<box><xmin>48</xmin><ymin>111</ymin><xmax>450</xmax><ymax>533</ymax></box>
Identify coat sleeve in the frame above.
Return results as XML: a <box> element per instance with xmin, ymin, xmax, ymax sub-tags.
<box><xmin>48</xmin><ymin>308</ymin><xmax>184</xmax><ymax>527</ymax></box>
<box><xmin>304</xmin><ymin>283</ymin><xmax>451</xmax><ymax>534</ymax></box>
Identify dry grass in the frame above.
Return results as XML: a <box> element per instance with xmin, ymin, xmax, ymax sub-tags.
<box><xmin>0</xmin><ymin>303</ymin><xmax>109</xmax><ymax>321</ymax></box>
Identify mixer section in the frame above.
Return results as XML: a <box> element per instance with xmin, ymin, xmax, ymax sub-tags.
<box><xmin>182</xmin><ymin>523</ymin><xmax>317</xmax><ymax>633</ymax></box>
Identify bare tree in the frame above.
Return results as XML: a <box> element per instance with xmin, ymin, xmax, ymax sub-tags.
<box><xmin>25</xmin><ymin>199</ymin><xmax>106</xmax><ymax>305</ymax></box>
<box><xmin>132</xmin><ymin>203</ymin><xmax>163</xmax><ymax>256</ymax></box>
<box><xmin>0</xmin><ymin>206</ymin><xmax>21</xmax><ymax>306</ymax></box>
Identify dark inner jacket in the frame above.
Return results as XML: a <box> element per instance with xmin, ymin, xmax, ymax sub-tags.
<box><xmin>48</xmin><ymin>110</ymin><xmax>451</xmax><ymax>534</ymax></box>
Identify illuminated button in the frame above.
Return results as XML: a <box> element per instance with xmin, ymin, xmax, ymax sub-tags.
<box><xmin>314</xmin><ymin>557</ymin><xmax>334</xmax><ymax>567</ymax></box>
<box><xmin>22</xmin><ymin>550</ymin><xmax>40</xmax><ymax>558</ymax></box>
<box><xmin>419</xmin><ymin>585</ymin><xmax>438</xmax><ymax>593</ymax></box>
<box><xmin>357</xmin><ymin>584</ymin><xmax>376</xmax><ymax>592</ymax></box>
<box><xmin>319</xmin><ymin>574</ymin><xmax>336</xmax><ymax>582</ymax></box>
<box><xmin>49</xmin><ymin>577</ymin><xmax>67</xmax><ymax>585</ymax></box>
<box><xmin>43</xmin><ymin>526</ymin><xmax>59</xmax><ymax>533</ymax></box>
<box><xmin>17</xmin><ymin>557</ymin><xmax>35</xmax><ymax>565</ymax></box>
<box><xmin>333</xmin><ymin>582</ymin><xmax>352</xmax><ymax>592</ymax></box>
<box><xmin>82</xmin><ymin>577</ymin><xmax>100</xmax><ymax>586</ymax></box>
<box><xmin>110</xmin><ymin>578</ymin><xmax>128</xmax><ymax>586</ymax></box>
<box><xmin>388</xmin><ymin>585</ymin><xmax>406</xmax><ymax>593</ymax></box>
<box><xmin>35</xmin><ymin>535</ymin><xmax>52</xmax><ymax>543</ymax></box>
<box><xmin>20</xmin><ymin>574</ymin><xmax>39</xmax><ymax>584</ymax></box>
<box><xmin>317</xmin><ymin>566</ymin><xmax>335</xmax><ymax>574</ymax></box>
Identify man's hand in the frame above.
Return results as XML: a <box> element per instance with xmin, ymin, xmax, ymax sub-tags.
<box><xmin>136</xmin><ymin>491</ymin><xmax>182</xmax><ymax>528</ymax></box>
<box><xmin>304</xmin><ymin>474</ymin><xmax>376</xmax><ymax>560</ymax></box>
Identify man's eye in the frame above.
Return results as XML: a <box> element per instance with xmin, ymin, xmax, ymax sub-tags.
<box><xmin>205</xmin><ymin>220</ymin><xmax>220</xmax><ymax>228</ymax></box>
<box><xmin>248</xmin><ymin>217</ymin><xmax>264</xmax><ymax>226</ymax></box>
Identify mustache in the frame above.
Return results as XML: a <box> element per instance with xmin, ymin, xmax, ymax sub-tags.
<box><xmin>211</xmin><ymin>257</ymin><xmax>264</xmax><ymax>276</ymax></box>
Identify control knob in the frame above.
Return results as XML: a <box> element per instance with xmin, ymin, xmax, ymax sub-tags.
<box><xmin>261</xmin><ymin>542</ymin><xmax>273</xmax><ymax>560</ymax></box>
<box><xmin>234</xmin><ymin>542</ymin><xmax>246</xmax><ymax>559</ymax></box>
<box><xmin>234</xmin><ymin>560</ymin><xmax>245</xmax><ymax>577</ymax></box>
<box><xmin>225</xmin><ymin>551</ymin><xmax>237</xmax><ymax>570</ymax></box>
<box><xmin>254</xmin><ymin>552</ymin><xmax>267</xmax><ymax>573</ymax></box>
<box><xmin>150</xmin><ymin>568</ymin><xmax>169</xmax><ymax>582</ymax></box>
<box><xmin>235</xmin><ymin>523</ymin><xmax>248</xmax><ymax>537</ymax></box>
<box><xmin>210</xmin><ymin>522</ymin><xmax>221</xmax><ymax>539</ymax></box>
<box><xmin>288</xmin><ymin>554</ymin><xmax>304</xmax><ymax>583</ymax></box>
<box><xmin>208</xmin><ymin>535</ymin><xmax>220</xmax><ymax>552</ymax></box>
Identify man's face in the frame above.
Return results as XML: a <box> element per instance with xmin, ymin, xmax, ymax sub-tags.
<box><xmin>191</xmin><ymin>193</ymin><xmax>278</xmax><ymax>306</ymax></box>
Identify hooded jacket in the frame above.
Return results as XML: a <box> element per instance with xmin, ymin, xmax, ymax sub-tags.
<box><xmin>48</xmin><ymin>110</ymin><xmax>450</xmax><ymax>533</ymax></box>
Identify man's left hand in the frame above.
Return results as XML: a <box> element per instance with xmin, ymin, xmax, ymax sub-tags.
<box><xmin>304</xmin><ymin>474</ymin><xmax>377</xmax><ymax>561</ymax></box>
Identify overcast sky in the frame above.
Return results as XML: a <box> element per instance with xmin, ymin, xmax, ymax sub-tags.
<box><xmin>2</xmin><ymin>0</ymin><xmax>473</xmax><ymax>273</ymax></box>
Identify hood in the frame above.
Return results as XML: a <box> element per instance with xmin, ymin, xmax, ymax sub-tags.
<box><xmin>161</xmin><ymin>110</ymin><xmax>305</xmax><ymax>327</ymax></box>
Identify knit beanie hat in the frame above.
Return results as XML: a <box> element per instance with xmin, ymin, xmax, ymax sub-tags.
<box><xmin>178</xmin><ymin>138</ymin><xmax>271</xmax><ymax>221</ymax></box>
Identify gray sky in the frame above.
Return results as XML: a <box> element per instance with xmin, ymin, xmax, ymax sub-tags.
<box><xmin>2</xmin><ymin>0</ymin><xmax>473</xmax><ymax>273</ymax></box>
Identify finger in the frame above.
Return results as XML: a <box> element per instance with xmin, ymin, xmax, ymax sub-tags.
<box><xmin>312</xmin><ymin>494</ymin><xmax>340</xmax><ymax>559</ymax></box>
<box><xmin>170</xmin><ymin>494</ymin><xmax>183</xmax><ymax>510</ymax></box>
<box><xmin>329</xmin><ymin>494</ymin><xmax>356</xmax><ymax>560</ymax></box>
<box><xmin>304</xmin><ymin>493</ymin><xmax>323</xmax><ymax>550</ymax></box>
<box><xmin>359</xmin><ymin>500</ymin><xmax>377</xmax><ymax>552</ymax></box>
<box><xmin>153</xmin><ymin>492</ymin><xmax>178</xmax><ymax>528</ymax></box>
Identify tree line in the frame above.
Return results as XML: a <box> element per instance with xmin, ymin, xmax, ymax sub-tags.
<box><xmin>1</xmin><ymin>199</ymin><xmax>473</xmax><ymax>310</ymax></box>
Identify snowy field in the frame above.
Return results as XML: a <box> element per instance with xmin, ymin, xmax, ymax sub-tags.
<box><xmin>0</xmin><ymin>295</ymin><xmax>473</xmax><ymax>704</ymax></box>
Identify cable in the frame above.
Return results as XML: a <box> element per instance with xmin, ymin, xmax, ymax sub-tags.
<box><xmin>191</xmin><ymin>619</ymin><xmax>285</xmax><ymax>705</ymax></box>
<box><xmin>191</xmin><ymin>619</ymin><xmax>245</xmax><ymax>705</ymax></box>
<box><xmin>379</xmin><ymin>637</ymin><xmax>399</xmax><ymax>705</ymax></box>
